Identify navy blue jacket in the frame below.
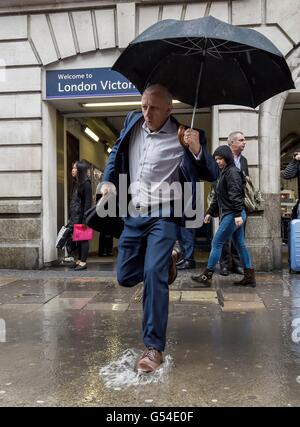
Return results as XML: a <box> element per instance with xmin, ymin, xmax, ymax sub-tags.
<box><xmin>103</xmin><ymin>111</ymin><xmax>218</xmax><ymax>225</ymax></box>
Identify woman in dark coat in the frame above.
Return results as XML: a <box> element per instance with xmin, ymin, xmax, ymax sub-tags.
<box><xmin>283</xmin><ymin>152</ymin><xmax>300</xmax><ymax>218</ymax></box>
<box><xmin>191</xmin><ymin>145</ymin><xmax>255</xmax><ymax>288</ymax></box>
<box><xmin>69</xmin><ymin>160</ymin><xmax>92</xmax><ymax>271</ymax></box>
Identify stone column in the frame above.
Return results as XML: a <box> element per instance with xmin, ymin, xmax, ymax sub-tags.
<box><xmin>0</xmin><ymin>15</ymin><xmax>43</xmax><ymax>269</ymax></box>
<box><xmin>251</xmin><ymin>93</ymin><xmax>288</xmax><ymax>271</ymax></box>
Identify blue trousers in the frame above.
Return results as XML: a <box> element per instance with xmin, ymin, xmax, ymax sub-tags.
<box><xmin>177</xmin><ymin>226</ymin><xmax>196</xmax><ymax>261</ymax></box>
<box><xmin>117</xmin><ymin>216</ymin><xmax>178</xmax><ymax>352</ymax></box>
<box><xmin>207</xmin><ymin>210</ymin><xmax>252</xmax><ymax>270</ymax></box>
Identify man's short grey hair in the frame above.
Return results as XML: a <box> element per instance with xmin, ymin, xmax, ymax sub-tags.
<box><xmin>143</xmin><ymin>84</ymin><xmax>173</xmax><ymax>104</ymax></box>
<box><xmin>227</xmin><ymin>131</ymin><xmax>244</xmax><ymax>145</ymax></box>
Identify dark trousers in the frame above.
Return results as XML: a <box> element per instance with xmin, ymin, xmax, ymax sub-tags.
<box><xmin>99</xmin><ymin>232</ymin><xmax>113</xmax><ymax>256</ymax></box>
<box><xmin>117</xmin><ymin>216</ymin><xmax>178</xmax><ymax>352</ymax></box>
<box><xmin>219</xmin><ymin>220</ymin><xmax>247</xmax><ymax>270</ymax></box>
<box><xmin>177</xmin><ymin>226</ymin><xmax>195</xmax><ymax>261</ymax></box>
<box><xmin>78</xmin><ymin>240</ymin><xmax>89</xmax><ymax>262</ymax></box>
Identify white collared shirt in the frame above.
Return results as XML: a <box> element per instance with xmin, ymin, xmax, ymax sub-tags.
<box><xmin>101</xmin><ymin>117</ymin><xmax>202</xmax><ymax>210</ymax></box>
<box><xmin>129</xmin><ymin>118</ymin><xmax>185</xmax><ymax>209</ymax></box>
<box><xmin>234</xmin><ymin>154</ymin><xmax>241</xmax><ymax>170</ymax></box>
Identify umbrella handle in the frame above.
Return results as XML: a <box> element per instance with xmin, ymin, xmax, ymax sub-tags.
<box><xmin>191</xmin><ymin>40</ymin><xmax>207</xmax><ymax>129</ymax></box>
<box><xmin>191</xmin><ymin>60</ymin><xmax>204</xmax><ymax>129</ymax></box>
<box><xmin>190</xmin><ymin>104</ymin><xmax>197</xmax><ymax>130</ymax></box>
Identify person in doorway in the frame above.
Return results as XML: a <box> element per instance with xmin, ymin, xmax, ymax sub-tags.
<box><xmin>98</xmin><ymin>232</ymin><xmax>113</xmax><ymax>257</ymax></box>
<box><xmin>96</xmin><ymin>172</ymin><xmax>114</xmax><ymax>256</ymax></box>
<box><xmin>176</xmin><ymin>227</ymin><xmax>196</xmax><ymax>269</ymax></box>
<box><xmin>283</xmin><ymin>152</ymin><xmax>300</xmax><ymax>218</ymax></box>
<box><xmin>69</xmin><ymin>160</ymin><xmax>92</xmax><ymax>271</ymax></box>
<box><xmin>283</xmin><ymin>151</ymin><xmax>300</xmax><ymax>183</ymax></box>
<box><xmin>191</xmin><ymin>145</ymin><xmax>256</xmax><ymax>288</ymax></box>
<box><xmin>100</xmin><ymin>84</ymin><xmax>218</xmax><ymax>373</ymax></box>
<box><xmin>284</xmin><ymin>152</ymin><xmax>300</xmax><ymax>194</ymax></box>
<box><xmin>219</xmin><ymin>131</ymin><xmax>249</xmax><ymax>276</ymax></box>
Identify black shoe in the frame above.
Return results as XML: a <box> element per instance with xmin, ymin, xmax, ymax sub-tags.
<box><xmin>176</xmin><ymin>258</ymin><xmax>185</xmax><ymax>267</ymax></box>
<box><xmin>232</xmin><ymin>266</ymin><xmax>244</xmax><ymax>275</ymax></box>
<box><xmin>68</xmin><ymin>262</ymin><xmax>78</xmax><ymax>269</ymax></box>
<box><xmin>177</xmin><ymin>260</ymin><xmax>196</xmax><ymax>270</ymax></box>
<box><xmin>190</xmin><ymin>269</ymin><xmax>213</xmax><ymax>288</ymax></box>
<box><xmin>74</xmin><ymin>263</ymin><xmax>87</xmax><ymax>271</ymax></box>
<box><xmin>220</xmin><ymin>267</ymin><xmax>229</xmax><ymax>276</ymax></box>
<box><xmin>189</xmin><ymin>273</ymin><xmax>212</xmax><ymax>288</ymax></box>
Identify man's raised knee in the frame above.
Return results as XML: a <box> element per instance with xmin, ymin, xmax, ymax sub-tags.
<box><xmin>117</xmin><ymin>273</ymin><xmax>140</xmax><ymax>288</ymax></box>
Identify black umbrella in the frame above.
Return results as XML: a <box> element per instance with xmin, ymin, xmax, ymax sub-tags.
<box><xmin>113</xmin><ymin>16</ymin><xmax>295</xmax><ymax>127</ymax></box>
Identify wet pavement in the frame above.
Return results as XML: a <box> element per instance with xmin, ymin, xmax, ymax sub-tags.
<box><xmin>0</xmin><ymin>260</ymin><xmax>300</xmax><ymax>407</ymax></box>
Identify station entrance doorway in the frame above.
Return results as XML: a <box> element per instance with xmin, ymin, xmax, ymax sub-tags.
<box><xmin>48</xmin><ymin>96</ymin><xmax>212</xmax><ymax>268</ymax></box>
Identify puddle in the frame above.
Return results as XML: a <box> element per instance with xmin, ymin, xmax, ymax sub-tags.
<box><xmin>99</xmin><ymin>348</ymin><xmax>174</xmax><ymax>388</ymax></box>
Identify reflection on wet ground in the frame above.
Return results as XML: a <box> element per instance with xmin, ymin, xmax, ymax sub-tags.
<box><xmin>0</xmin><ymin>270</ymin><xmax>299</xmax><ymax>406</ymax></box>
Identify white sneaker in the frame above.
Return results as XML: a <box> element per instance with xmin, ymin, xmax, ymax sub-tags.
<box><xmin>64</xmin><ymin>256</ymin><xmax>75</xmax><ymax>262</ymax></box>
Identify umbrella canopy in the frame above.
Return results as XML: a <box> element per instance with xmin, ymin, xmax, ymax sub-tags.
<box><xmin>113</xmin><ymin>15</ymin><xmax>295</xmax><ymax>124</ymax></box>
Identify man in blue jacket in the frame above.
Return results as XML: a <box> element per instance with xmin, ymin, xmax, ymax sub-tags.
<box><xmin>100</xmin><ymin>84</ymin><xmax>218</xmax><ymax>373</ymax></box>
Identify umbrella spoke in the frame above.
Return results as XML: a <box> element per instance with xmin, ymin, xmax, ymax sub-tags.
<box><xmin>185</xmin><ymin>50</ymin><xmax>208</xmax><ymax>57</ymax></box>
<box><xmin>207</xmin><ymin>49</ymin><xmax>223</xmax><ymax>60</ymax></box>
<box><xmin>207</xmin><ymin>39</ymin><xmax>223</xmax><ymax>58</ymax></box>
<box><xmin>187</xmin><ymin>37</ymin><xmax>204</xmax><ymax>49</ymax></box>
<box><xmin>162</xmin><ymin>37</ymin><xmax>258</xmax><ymax>56</ymax></box>
<box><xmin>207</xmin><ymin>39</ymin><xmax>258</xmax><ymax>54</ymax></box>
<box><xmin>218</xmin><ymin>42</ymin><xmax>258</xmax><ymax>54</ymax></box>
<box><xmin>162</xmin><ymin>37</ymin><xmax>204</xmax><ymax>54</ymax></box>
<box><xmin>208</xmin><ymin>39</ymin><xmax>231</xmax><ymax>50</ymax></box>
<box><xmin>184</xmin><ymin>37</ymin><xmax>204</xmax><ymax>55</ymax></box>
<box><xmin>233</xmin><ymin>56</ymin><xmax>255</xmax><ymax>107</ymax></box>
<box><xmin>218</xmin><ymin>48</ymin><xmax>258</xmax><ymax>54</ymax></box>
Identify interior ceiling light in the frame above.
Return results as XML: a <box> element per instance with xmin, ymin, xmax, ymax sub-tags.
<box><xmin>81</xmin><ymin>100</ymin><xmax>181</xmax><ymax>108</ymax></box>
<box><xmin>83</xmin><ymin>125</ymin><xmax>99</xmax><ymax>142</ymax></box>
<box><xmin>107</xmin><ymin>147</ymin><xmax>112</xmax><ymax>154</ymax></box>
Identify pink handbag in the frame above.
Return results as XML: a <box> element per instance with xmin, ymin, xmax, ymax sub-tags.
<box><xmin>72</xmin><ymin>224</ymin><xmax>94</xmax><ymax>241</ymax></box>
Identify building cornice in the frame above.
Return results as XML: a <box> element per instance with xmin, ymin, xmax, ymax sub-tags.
<box><xmin>0</xmin><ymin>0</ymin><xmax>207</xmax><ymax>16</ymax></box>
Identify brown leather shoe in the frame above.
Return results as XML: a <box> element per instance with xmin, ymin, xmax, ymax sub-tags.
<box><xmin>137</xmin><ymin>347</ymin><xmax>163</xmax><ymax>373</ymax></box>
<box><xmin>168</xmin><ymin>248</ymin><xmax>181</xmax><ymax>285</ymax></box>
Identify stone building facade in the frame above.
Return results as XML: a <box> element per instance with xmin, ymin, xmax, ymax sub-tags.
<box><xmin>0</xmin><ymin>0</ymin><xmax>299</xmax><ymax>270</ymax></box>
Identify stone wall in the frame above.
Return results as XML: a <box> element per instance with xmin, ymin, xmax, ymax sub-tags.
<box><xmin>0</xmin><ymin>15</ymin><xmax>42</xmax><ymax>268</ymax></box>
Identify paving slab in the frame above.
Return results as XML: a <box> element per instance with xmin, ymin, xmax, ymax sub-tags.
<box><xmin>181</xmin><ymin>290</ymin><xmax>218</xmax><ymax>303</ymax></box>
<box><xmin>0</xmin><ymin>278</ymin><xmax>18</xmax><ymax>287</ymax></box>
<box><xmin>0</xmin><ymin>279</ymin><xmax>65</xmax><ymax>305</ymax></box>
<box><xmin>91</xmin><ymin>288</ymin><xmax>136</xmax><ymax>304</ymax></box>
<box><xmin>40</xmin><ymin>297</ymin><xmax>92</xmax><ymax>311</ymax></box>
<box><xmin>169</xmin><ymin>291</ymin><xmax>181</xmax><ymax>302</ymax></box>
<box><xmin>220</xmin><ymin>300</ymin><xmax>266</xmax><ymax>312</ymax></box>
<box><xmin>58</xmin><ymin>291</ymin><xmax>99</xmax><ymax>299</ymax></box>
<box><xmin>0</xmin><ymin>303</ymin><xmax>43</xmax><ymax>314</ymax></box>
<box><xmin>217</xmin><ymin>288</ymin><xmax>259</xmax><ymax>303</ymax></box>
<box><xmin>84</xmin><ymin>302</ymin><xmax>129</xmax><ymax>312</ymax></box>
<box><xmin>217</xmin><ymin>287</ymin><xmax>266</xmax><ymax>311</ymax></box>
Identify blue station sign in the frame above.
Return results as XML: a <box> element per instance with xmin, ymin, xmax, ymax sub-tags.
<box><xmin>46</xmin><ymin>67</ymin><xmax>140</xmax><ymax>99</ymax></box>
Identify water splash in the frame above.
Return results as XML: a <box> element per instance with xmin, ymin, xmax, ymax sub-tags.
<box><xmin>99</xmin><ymin>348</ymin><xmax>174</xmax><ymax>388</ymax></box>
